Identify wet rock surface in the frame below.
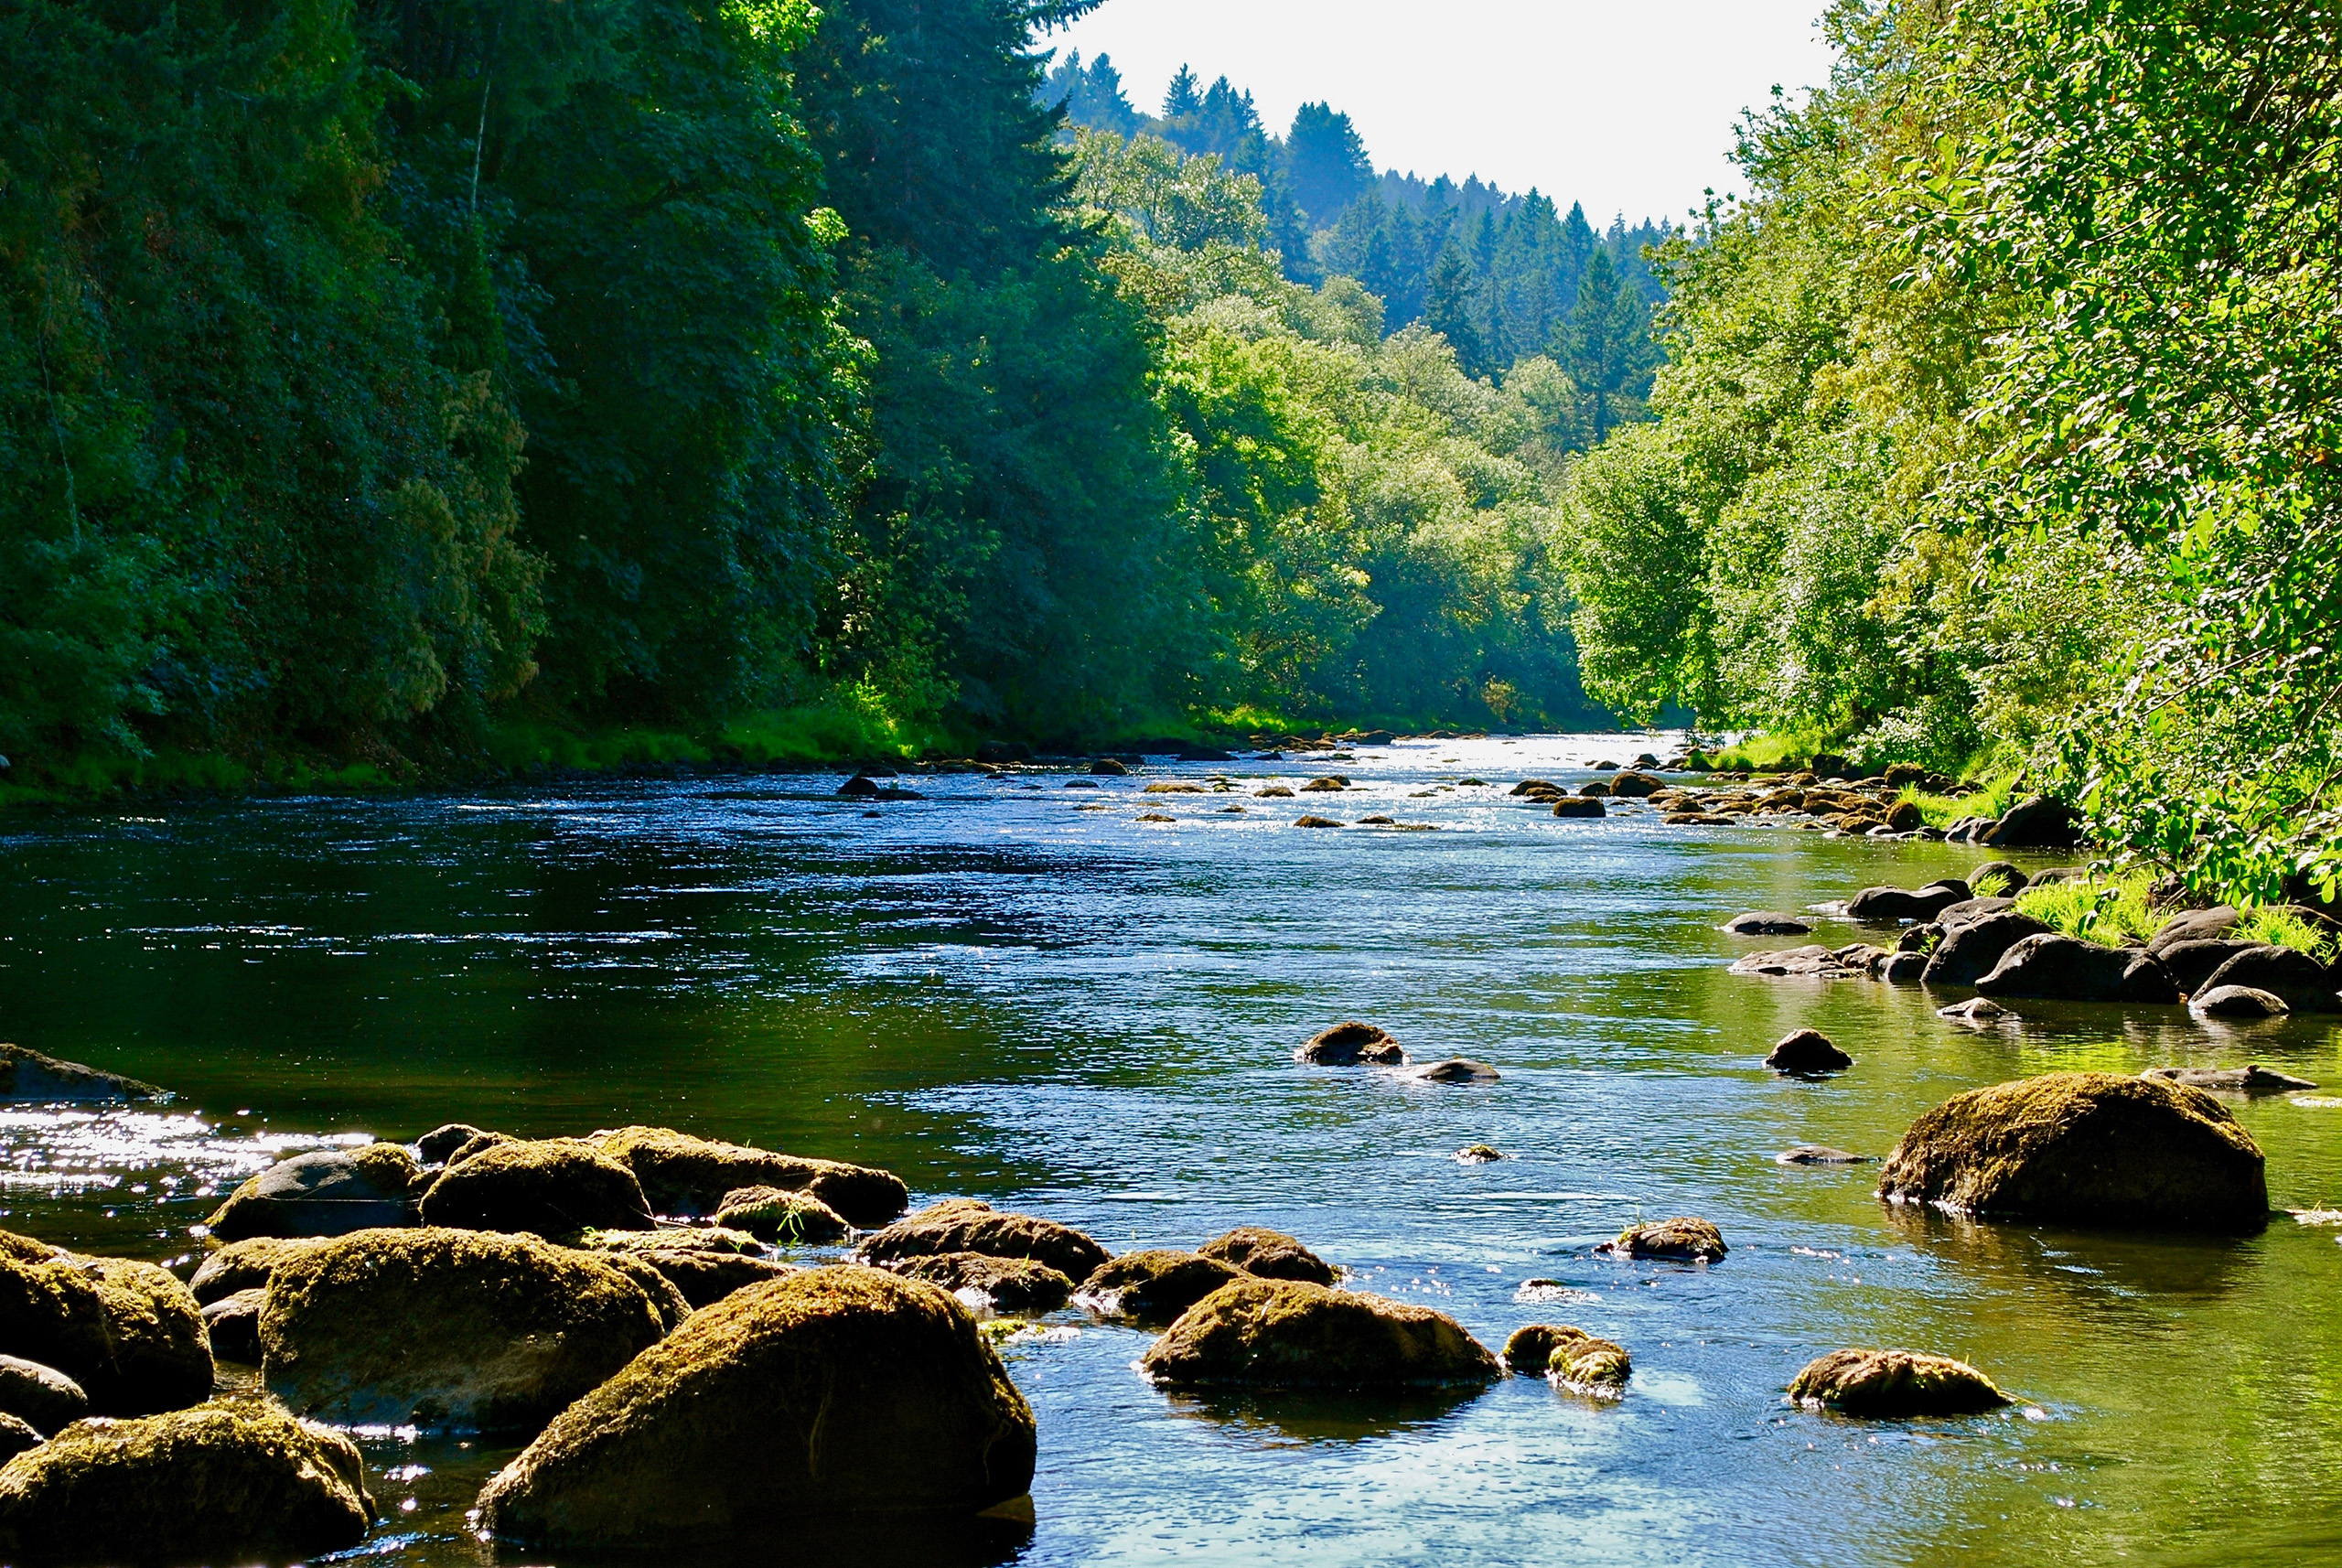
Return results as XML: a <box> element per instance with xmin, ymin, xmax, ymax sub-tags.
<box><xmin>476</xmin><ymin>1268</ymin><xmax>1036</xmax><ymax>1546</ymax></box>
<box><xmin>1878</xmin><ymin>1071</ymin><xmax>2269</xmax><ymax>1230</ymax></box>
<box><xmin>0</xmin><ymin>1399</ymin><xmax>375</xmax><ymax>1563</ymax></box>
<box><xmin>1788</xmin><ymin>1348</ymin><xmax>2010</xmax><ymax>1417</ymax></box>
<box><xmin>1138</xmin><ymin>1277</ymin><xmax>1499</xmax><ymax>1388</ymax></box>
<box><xmin>857</xmin><ymin>1199</ymin><xmax>1110</xmax><ymax>1283</ymax></box>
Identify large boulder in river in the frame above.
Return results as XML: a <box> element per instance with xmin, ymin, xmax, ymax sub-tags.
<box><xmin>1846</xmin><ymin>880</ymin><xmax>1971</xmax><ymax>924</ymax></box>
<box><xmin>476</xmin><ymin>1268</ymin><xmax>1035</xmax><ymax>1547</ymax></box>
<box><xmin>2197</xmin><ymin>945</ymin><xmax>2341</xmax><ymax>1012</ymax></box>
<box><xmin>593</xmin><ymin>1126</ymin><xmax>908</xmax><ymax>1227</ymax></box>
<box><xmin>206</xmin><ymin>1144</ymin><xmax>424</xmax><ymax>1240</ymax></box>
<box><xmin>0</xmin><ymin>1400</ymin><xmax>374</xmax><ymax>1563</ymax></box>
<box><xmin>261</xmin><ymin>1228</ymin><xmax>668</xmax><ymax>1433</ymax></box>
<box><xmin>0</xmin><ymin>1043</ymin><xmax>161</xmax><ymax>1104</ymax></box>
<box><xmin>1977</xmin><ymin>795</ymin><xmax>2083</xmax><ymax>849</ymax></box>
<box><xmin>1973</xmin><ymin>934</ymin><xmax>2179</xmax><ymax>1004</ymax></box>
<box><xmin>0</xmin><ymin>1358</ymin><xmax>86</xmax><ymax>1437</ymax></box>
<box><xmin>0</xmin><ymin>1231</ymin><xmax>210</xmax><ymax>1416</ymax></box>
<box><xmin>1788</xmin><ymin>1348</ymin><xmax>2010</xmax><ymax>1417</ymax></box>
<box><xmin>1877</xmin><ymin>1071</ymin><xmax>2268</xmax><ymax>1230</ymax></box>
<box><xmin>1920</xmin><ymin>910</ymin><xmax>2055</xmax><ymax>987</ymax></box>
<box><xmin>1295</xmin><ymin>1021</ymin><xmax>1407</xmax><ymax>1065</ymax></box>
<box><xmin>857</xmin><ymin>1199</ymin><xmax>1108</xmax><ymax>1282</ymax></box>
<box><xmin>417</xmin><ymin>1139</ymin><xmax>653</xmax><ymax>1237</ymax></box>
<box><xmin>1076</xmin><ymin>1251</ymin><xmax>1241</xmax><ymax>1324</ymax></box>
<box><xmin>1198</xmin><ymin>1227</ymin><xmax>1338</xmax><ymax>1285</ymax></box>
<box><xmin>190</xmin><ymin>1236</ymin><xmax>330</xmax><ymax>1305</ymax></box>
<box><xmin>1139</xmin><ymin>1277</ymin><xmax>1498</xmax><ymax>1388</ymax></box>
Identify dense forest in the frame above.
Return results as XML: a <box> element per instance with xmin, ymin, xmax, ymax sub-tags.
<box><xmin>1562</xmin><ymin>0</ymin><xmax>2342</xmax><ymax>905</ymax></box>
<box><xmin>1</xmin><ymin>0</ymin><xmax>1660</xmax><ymax>790</ymax></box>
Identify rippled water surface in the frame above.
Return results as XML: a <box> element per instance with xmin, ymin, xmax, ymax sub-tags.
<box><xmin>4</xmin><ymin>735</ymin><xmax>2340</xmax><ymax>1566</ymax></box>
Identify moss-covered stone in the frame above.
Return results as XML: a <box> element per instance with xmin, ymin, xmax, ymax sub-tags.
<box><xmin>857</xmin><ymin>1199</ymin><xmax>1109</xmax><ymax>1281</ymax></box>
<box><xmin>712</xmin><ymin>1186</ymin><xmax>851</xmax><ymax>1244</ymax></box>
<box><xmin>188</xmin><ymin>1236</ymin><xmax>329</xmax><ymax>1306</ymax></box>
<box><xmin>0</xmin><ymin>1231</ymin><xmax>211</xmax><ymax>1416</ymax></box>
<box><xmin>1197</xmin><ymin>1227</ymin><xmax>1338</xmax><ymax>1286</ymax></box>
<box><xmin>1138</xmin><ymin>1278</ymin><xmax>1499</xmax><ymax>1388</ymax></box>
<box><xmin>1788</xmin><ymin>1348</ymin><xmax>2010</xmax><ymax>1416</ymax></box>
<box><xmin>476</xmin><ymin>1266</ymin><xmax>1036</xmax><ymax>1546</ymax></box>
<box><xmin>1602</xmin><ymin>1218</ymin><xmax>1727</xmax><ymax>1262</ymax></box>
<box><xmin>205</xmin><ymin>1144</ymin><xmax>424</xmax><ymax>1241</ymax></box>
<box><xmin>0</xmin><ymin>1359</ymin><xmax>84</xmax><ymax>1438</ymax></box>
<box><xmin>261</xmin><ymin>1228</ymin><xmax>667</xmax><ymax>1434</ymax></box>
<box><xmin>1500</xmin><ymin>1324</ymin><xmax>1631</xmax><ymax>1396</ymax></box>
<box><xmin>1876</xmin><ymin>1071</ymin><xmax>2269</xmax><ymax>1230</ymax></box>
<box><xmin>592</xmin><ymin>1126</ymin><xmax>908</xmax><ymax>1227</ymax></box>
<box><xmin>416</xmin><ymin>1139</ymin><xmax>652</xmax><ymax>1237</ymax></box>
<box><xmin>1076</xmin><ymin>1251</ymin><xmax>1241</xmax><ymax>1324</ymax></box>
<box><xmin>0</xmin><ymin>1399</ymin><xmax>373</xmax><ymax>1562</ymax></box>
<box><xmin>886</xmin><ymin>1253</ymin><xmax>1073</xmax><ymax>1315</ymax></box>
<box><xmin>201</xmin><ymin>1289</ymin><xmax>266</xmax><ymax>1364</ymax></box>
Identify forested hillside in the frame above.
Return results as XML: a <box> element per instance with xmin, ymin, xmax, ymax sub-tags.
<box><xmin>1562</xmin><ymin>0</ymin><xmax>2342</xmax><ymax>905</ymax></box>
<box><xmin>1</xmin><ymin>0</ymin><xmax>1647</xmax><ymax>790</ymax></box>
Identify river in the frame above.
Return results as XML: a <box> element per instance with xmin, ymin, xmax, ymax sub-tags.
<box><xmin>2</xmin><ymin>734</ymin><xmax>2337</xmax><ymax>1565</ymax></box>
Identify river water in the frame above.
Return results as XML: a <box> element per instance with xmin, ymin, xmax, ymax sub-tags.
<box><xmin>2</xmin><ymin>734</ymin><xmax>2338</xmax><ymax>1566</ymax></box>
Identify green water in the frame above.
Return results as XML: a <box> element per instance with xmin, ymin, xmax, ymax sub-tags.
<box><xmin>2</xmin><ymin>735</ymin><xmax>2338</xmax><ymax>1565</ymax></box>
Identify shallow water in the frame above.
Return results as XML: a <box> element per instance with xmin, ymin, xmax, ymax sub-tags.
<box><xmin>3</xmin><ymin>735</ymin><xmax>2340</xmax><ymax>1566</ymax></box>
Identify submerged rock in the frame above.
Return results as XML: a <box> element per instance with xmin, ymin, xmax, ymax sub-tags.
<box><xmin>2143</xmin><ymin>1064</ymin><xmax>2315</xmax><ymax>1093</ymax></box>
<box><xmin>262</xmin><ymin>1228</ymin><xmax>669</xmax><ymax>1433</ymax></box>
<box><xmin>1788</xmin><ymin>1348</ymin><xmax>2010</xmax><ymax>1417</ymax></box>
<box><xmin>856</xmin><ymin>1200</ymin><xmax>1109</xmax><ymax>1283</ymax></box>
<box><xmin>1500</xmin><ymin>1324</ymin><xmax>1630</xmax><ymax>1396</ymax></box>
<box><xmin>0</xmin><ymin>1400</ymin><xmax>374</xmax><ymax>1563</ymax></box>
<box><xmin>1777</xmin><ymin>1146</ymin><xmax>1869</xmax><ymax>1165</ymax></box>
<box><xmin>1601</xmin><ymin>1218</ymin><xmax>1727</xmax><ymax>1262</ymax></box>
<box><xmin>189</xmin><ymin>1236</ymin><xmax>330</xmax><ymax>1306</ymax></box>
<box><xmin>1295</xmin><ymin>1022</ymin><xmax>1407</xmax><ymax>1066</ymax></box>
<box><xmin>886</xmin><ymin>1252</ymin><xmax>1073</xmax><ymax>1315</ymax></box>
<box><xmin>0</xmin><ymin>1232</ymin><xmax>210</xmax><ymax>1416</ymax></box>
<box><xmin>1076</xmin><ymin>1251</ymin><xmax>1241</xmax><ymax>1323</ymax></box>
<box><xmin>711</xmin><ymin>1186</ymin><xmax>852</xmax><ymax>1245</ymax></box>
<box><xmin>206</xmin><ymin>1145</ymin><xmax>424</xmax><ymax>1241</ymax></box>
<box><xmin>201</xmin><ymin>1289</ymin><xmax>266</xmax><ymax>1364</ymax></box>
<box><xmin>0</xmin><ymin>1359</ymin><xmax>85</xmax><ymax>1437</ymax></box>
<box><xmin>1920</xmin><ymin>911</ymin><xmax>2055</xmax><ymax>987</ymax></box>
<box><xmin>2188</xmin><ymin>984</ymin><xmax>2292</xmax><ymax>1020</ymax></box>
<box><xmin>1404</xmin><ymin>1058</ymin><xmax>1500</xmax><ymax>1084</ymax></box>
<box><xmin>0</xmin><ymin>1044</ymin><xmax>161</xmax><ymax>1104</ymax></box>
<box><xmin>1197</xmin><ymin>1228</ymin><xmax>1338</xmax><ymax>1286</ymax></box>
<box><xmin>593</xmin><ymin>1126</ymin><xmax>909</xmax><ymax>1227</ymax></box>
<box><xmin>2198</xmin><ymin>946</ymin><xmax>2342</xmax><ymax>1013</ymax></box>
<box><xmin>416</xmin><ymin>1139</ymin><xmax>652</xmax><ymax>1238</ymax></box>
<box><xmin>1973</xmin><ymin>934</ymin><xmax>2180</xmax><ymax>1004</ymax></box>
<box><xmin>1877</xmin><ymin>1071</ymin><xmax>2268</xmax><ymax>1230</ymax></box>
<box><xmin>1724</xmin><ymin>912</ymin><xmax>1813</xmax><ymax>936</ymax></box>
<box><xmin>1137</xmin><ymin>1278</ymin><xmax>1499</xmax><ymax>1388</ymax></box>
<box><xmin>476</xmin><ymin>1269</ymin><xmax>1036</xmax><ymax>1546</ymax></box>
<box><xmin>1766</xmin><ymin>1029</ymin><xmax>1853</xmax><ymax>1075</ymax></box>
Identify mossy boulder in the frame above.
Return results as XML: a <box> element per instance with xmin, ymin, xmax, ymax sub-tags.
<box><xmin>712</xmin><ymin>1186</ymin><xmax>851</xmax><ymax>1244</ymax></box>
<box><xmin>1500</xmin><ymin>1325</ymin><xmax>1631</xmax><ymax>1396</ymax></box>
<box><xmin>1138</xmin><ymin>1277</ymin><xmax>1498</xmax><ymax>1388</ymax></box>
<box><xmin>261</xmin><ymin>1228</ymin><xmax>668</xmax><ymax>1433</ymax></box>
<box><xmin>0</xmin><ymin>1399</ymin><xmax>374</xmax><ymax>1563</ymax></box>
<box><xmin>0</xmin><ymin>1359</ymin><xmax>85</xmax><ymax>1437</ymax></box>
<box><xmin>1197</xmin><ymin>1227</ymin><xmax>1337</xmax><ymax>1285</ymax></box>
<box><xmin>417</xmin><ymin>1139</ymin><xmax>653</xmax><ymax>1237</ymax></box>
<box><xmin>0</xmin><ymin>1231</ymin><xmax>211</xmax><ymax>1415</ymax></box>
<box><xmin>1076</xmin><ymin>1251</ymin><xmax>1241</xmax><ymax>1324</ymax></box>
<box><xmin>857</xmin><ymin>1199</ymin><xmax>1109</xmax><ymax>1282</ymax></box>
<box><xmin>1788</xmin><ymin>1348</ymin><xmax>2010</xmax><ymax>1417</ymax></box>
<box><xmin>592</xmin><ymin>1126</ymin><xmax>908</xmax><ymax>1227</ymax></box>
<box><xmin>475</xmin><ymin>1267</ymin><xmax>1036</xmax><ymax>1547</ymax></box>
<box><xmin>205</xmin><ymin>1144</ymin><xmax>424</xmax><ymax>1241</ymax></box>
<box><xmin>886</xmin><ymin>1253</ymin><xmax>1073</xmax><ymax>1315</ymax></box>
<box><xmin>1601</xmin><ymin>1218</ymin><xmax>1727</xmax><ymax>1262</ymax></box>
<box><xmin>188</xmin><ymin>1236</ymin><xmax>329</xmax><ymax>1306</ymax></box>
<box><xmin>1876</xmin><ymin>1071</ymin><xmax>2268</xmax><ymax>1230</ymax></box>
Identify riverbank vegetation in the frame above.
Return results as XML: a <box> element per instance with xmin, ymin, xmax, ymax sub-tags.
<box><xmin>1562</xmin><ymin>1</ymin><xmax>2342</xmax><ymax>906</ymax></box>
<box><xmin>3</xmin><ymin>0</ymin><xmax>1659</xmax><ymax>797</ymax></box>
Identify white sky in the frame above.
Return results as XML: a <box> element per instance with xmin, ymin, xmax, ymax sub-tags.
<box><xmin>1040</xmin><ymin>1</ymin><xmax>1837</xmax><ymax>225</ymax></box>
